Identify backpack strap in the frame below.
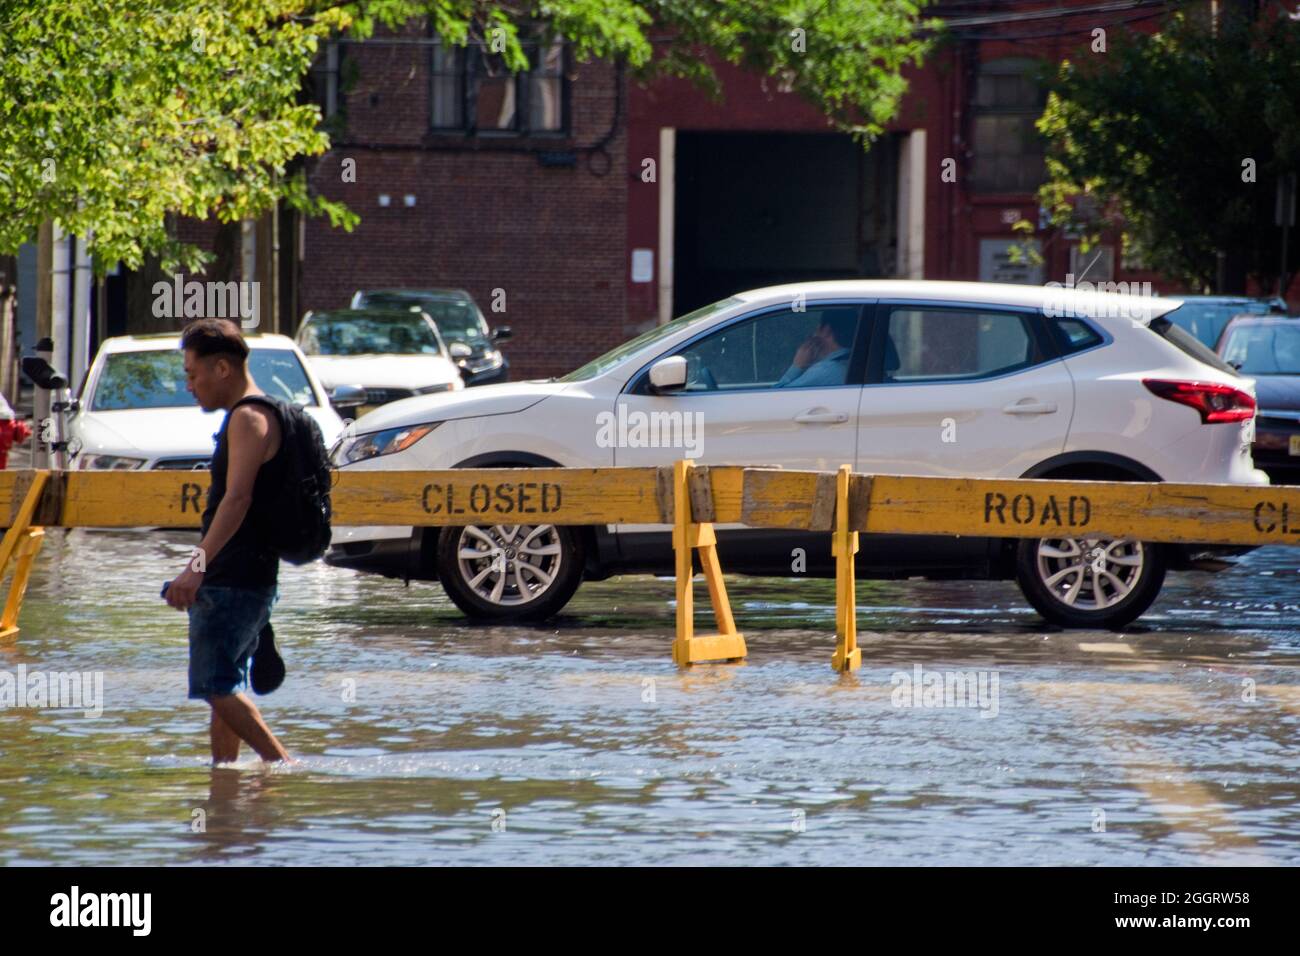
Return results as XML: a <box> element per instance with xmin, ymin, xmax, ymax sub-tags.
<box><xmin>231</xmin><ymin>394</ymin><xmax>287</xmax><ymax>428</ymax></box>
<box><xmin>232</xmin><ymin>394</ymin><xmax>282</xmax><ymax>413</ymax></box>
<box><xmin>229</xmin><ymin>395</ymin><xmax>290</xmax><ymax>453</ymax></box>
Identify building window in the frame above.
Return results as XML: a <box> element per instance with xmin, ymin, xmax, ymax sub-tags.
<box><xmin>528</xmin><ymin>40</ymin><xmax>564</xmax><ymax>131</ymax></box>
<box><xmin>430</xmin><ymin>40</ymin><xmax>464</xmax><ymax>129</ymax></box>
<box><xmin>310</xmin><ymin>41</ymin><xmax>342</xmax><ymax>119</ymax></box>
<box><xmin>970</xmin><ymin>58</ymin><xmax>1047</xmax><ymax>194</ymax></box>
<box><xmin>432</xmin><ymin>37</ymin><xmax>567</xmax><ymax>135</ymax></box>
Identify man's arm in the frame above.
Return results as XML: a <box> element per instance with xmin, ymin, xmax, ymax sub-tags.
<box><xmin>775</xmin><ymin>365</ymin><xmax>807</xmax><ymax>387</ymax></box>
<box><xmin>165</xmin><ymin>405</ymin><xmax>273</xmax><ymax>609</ymax></box>
<box><xmin>775</xmin><ymin>336</ymin><xmax>824</xmax><ymax>387</ymax></box>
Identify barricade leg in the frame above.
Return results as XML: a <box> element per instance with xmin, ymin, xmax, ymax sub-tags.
<box><xmin>0</xmin><ymin>528</ymin><xmax>45</xmax><ymax>640</ymax></box>
<box><xmin>831</xmin><ymin>464</ymin><xmax>861</xmax><ymax>672</ymax></box>
<box><xmin>671</xmin><ymin>459</ymin><xmax>747</xmax><ymax>666</ymax></box>
<box><xmin>0</xmin><ymin>472</ymin><xmax>50</xmax><ymax>641</ymax></box>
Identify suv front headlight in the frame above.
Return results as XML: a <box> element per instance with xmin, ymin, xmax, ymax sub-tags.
<box><xmin>333</xmin><ymin>422</ymin><xmax>441</xmax><ymax>465</ymax></box>
<box><xmin>79</xmin><ymin>454</ymin><xmax>147</xmax><ymax>470</ymax></box>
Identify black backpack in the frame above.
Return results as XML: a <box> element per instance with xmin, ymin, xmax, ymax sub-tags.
<box><xmin>236</xmin><ymin>395</ymin><xmax>333</xmax><ymax>565</ymax></box>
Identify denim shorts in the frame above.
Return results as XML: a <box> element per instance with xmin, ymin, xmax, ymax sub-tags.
<box><xmin>188</xmin><ymin>584</ymin><xmax>279</xmax><ymax>699</ymax></box>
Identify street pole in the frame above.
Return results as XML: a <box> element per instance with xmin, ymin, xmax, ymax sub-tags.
<box><xmin>50</xmin><ymin>227</ymin><xmax>71</xmax><ymax>397</ymax></box>
<box><xmin>33</xmin><ymin>223</ymin><xmax>53</xmax><ymax>470</ymax></box>
<box><xmin>70</xmin><ymin>235</ymin><xmax>92</xmax><ymax>396</ymax></box>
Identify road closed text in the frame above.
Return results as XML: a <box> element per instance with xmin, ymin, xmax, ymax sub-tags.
<box><xmin>421</xmin><ymin>481</ymin><xmax>563</xmax><ymax>516</ymax></box>
<box><xmin>983</xmin><ymin>491</ymin><xmax>1092</xmax><ymax>528</ymax></box>
<box><xmin>1253</xmin><ymin>500</ymin><xmax>1300</xmax><ymax>536</ymax></box>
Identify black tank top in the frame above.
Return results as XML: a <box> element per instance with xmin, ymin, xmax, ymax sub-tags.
<box><xmin>200</xmin><ymin>394</ymin><xmax>288</xmax><ymax>588</ymax></box>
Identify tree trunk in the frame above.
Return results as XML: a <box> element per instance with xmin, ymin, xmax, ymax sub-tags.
<box><xmin>1215</xmin><ymin>247</ymin><xmax>1250</xmax><ymax>295</ymax></box>
<box><xmin>0</xmin><ymin>255</ymin><xmax>17</xmax><ymax>407</ymax></box>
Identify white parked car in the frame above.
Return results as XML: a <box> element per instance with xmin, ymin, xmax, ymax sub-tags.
<box><xmin>296</xmin><ymin>307</ymin><xmax>464</xmax><ymax>417</ymax></box>
<box><xmin>327</xmin><ymin>280</ymin><xmax>1268</xmax><ymax>629</ymax></box>
<box><xmin>71</xmin><ymin>332</ymin><xmax>346</xmax><ymax>471</ymax></box>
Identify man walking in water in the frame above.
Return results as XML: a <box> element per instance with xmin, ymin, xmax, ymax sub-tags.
<box><xmin>164</xmin><ymin>318</ymin><xmax>291</xmax><ymax>763</ymax></box>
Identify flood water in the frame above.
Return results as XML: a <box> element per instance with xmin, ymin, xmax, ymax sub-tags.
<box><xmin>1</xmin><ymin>528</ymin><xmax>1298</xmax><ymax>865</ymax></box>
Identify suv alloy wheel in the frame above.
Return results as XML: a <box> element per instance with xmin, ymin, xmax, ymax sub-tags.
<box><xmin>1014</xmin><ymin>536</ymin><xmax>1167</xmax><ymax>629</ymax></box>
<box><xmin>436</xmin><ymin>523</ymin><xmax>585</xmax><ymax>621</ymax></box>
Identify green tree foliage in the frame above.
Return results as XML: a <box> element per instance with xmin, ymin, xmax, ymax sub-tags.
<box><xmin>1036</xmin><ymin>11</ymin><xmax>1300</xmax><ymax>293</ymax></box>
<box><xmin>0</xmin><ymin>1</ymin><xmax>934</xmax><ymax>274</ymax></box>
<box><xmin>0</xmin><ymin>1</ymin><xmax>358</xmax><ymax>273</ymax></box>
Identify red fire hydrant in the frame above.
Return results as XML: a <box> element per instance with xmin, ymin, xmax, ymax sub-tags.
<box><xmin>0</xmin><ymin>411</ymin><xmax>32</xmax><ymax>469</ymax></box>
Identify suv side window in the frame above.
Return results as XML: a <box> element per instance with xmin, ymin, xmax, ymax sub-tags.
<box><xmin>1053</xmin><ymin>317</ymin><xmax>1105</xmax><ymax>354</ymax></box>
<box><xmin>670</xmin><ymin>305</ymin><xmax>863</xmax><ymax>391</ymax></box>
<box><xmin>881</xmin><ymin>307</ymin><xmax>1046</xmax><ymax>383</ymax></box>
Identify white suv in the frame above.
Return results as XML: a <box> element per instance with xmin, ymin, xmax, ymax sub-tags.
<box><xmin>327</xmin><ymin>281</ymin><xmax>1268</xmax><ymax>629</ymax></box>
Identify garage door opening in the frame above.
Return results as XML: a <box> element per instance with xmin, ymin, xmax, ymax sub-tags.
<box><xmin>672</xmin><ymin>131</ymin><xmax>900</xmax><ymax>316</ymax></box>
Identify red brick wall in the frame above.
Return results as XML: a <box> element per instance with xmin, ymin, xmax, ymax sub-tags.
<box><xmin>299</xmin><ymin>40</ymin><xmax>629</xmax><ymax>380</ymax></box>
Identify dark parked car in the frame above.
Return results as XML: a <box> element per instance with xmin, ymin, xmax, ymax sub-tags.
<box><xmin>1163</xmin><ymin>295</ymin><xmax>1285</xmax><ymax>349</ymax></box>
<box><xmin>1217</xmin><ymin>314</ymin><xmax>1300</xmax><ymax>484</ymax></box>
<box><xmin>351</xmin><ymin>288</ymin><xmax>512</xmax><ymax>386</ymax></box>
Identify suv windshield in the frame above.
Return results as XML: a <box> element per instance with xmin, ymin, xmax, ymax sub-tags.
<box><xmin>355</xmin><ymin>292</ymin><xmax>489</xmax><ymax>345</ymax></box>
<box><xmin>91</xmin><ymin>349</ymin><xmax>316</xmax><ymax>411</ymax></box>
<box><xmin>300</xmin><ymin>312</ymin><xmax>445</xmax><ymax>356</ymax></box>
<box><xmin>557</xmin><ymin>297</ymin><xmax>744</xmax><ymax>383</ymax></box>
<box><xmin>1220</xmin><ymin>323</ymin><xmax>1300</xmax><ymax>374</ymax></box>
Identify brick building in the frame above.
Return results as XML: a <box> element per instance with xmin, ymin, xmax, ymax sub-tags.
<box><xmin>142</xmin><ymin>0</ymin><xmax>1287</xmax><ymax>382</ymax></box>
<box><xmin>292</xmin><ymin>37</ymin><xmax>629</xmax><ymax>377</ymax></box>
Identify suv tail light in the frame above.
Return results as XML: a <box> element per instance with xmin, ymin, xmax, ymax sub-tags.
<box><xmin>1142</xmin><ymin>379</ymin><xmax>1256</xmax><ymax>423</ymax></box>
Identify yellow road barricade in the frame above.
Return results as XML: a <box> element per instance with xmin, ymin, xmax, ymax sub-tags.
<box><xmin>1</xmin><ymin>465</ymin><xmax>1298</xmax><ymax>668</ymax></box>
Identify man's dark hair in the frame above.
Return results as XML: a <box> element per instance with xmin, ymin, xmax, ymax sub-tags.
<box><xmin>820</xmin><ymin>310</ymin><xmax>858</xmax><ymax>349</ymax></box>
<box><xmin>181</xmin><ymin>318</ymin><xmax>249</xmax><ymax>364</ymax></box>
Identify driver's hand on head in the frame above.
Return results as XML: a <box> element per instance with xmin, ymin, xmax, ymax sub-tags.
<box><xmin>793</xmin><ymin>336</ymin><xmax>823</xmax><ymax>370</ymax></box>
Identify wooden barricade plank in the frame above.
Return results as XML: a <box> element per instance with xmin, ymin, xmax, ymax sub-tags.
<box><xmin>332</xmin><ymin>467</ymin><xmax>669</xmax><ymax>527</ymax></box>
<box><xmin>740</xmin><ymin>468</ymin><xmax>821</xmax><ymax>530</ymax></box>
<box><xmin>868</xmin><ymin>475</ymin><xmax>1300</xmax><ymax>546</ymax></box>
<box><xmin>0</xmin><ymin>471</ymin><xmax>37</xmax><ymax>528</ymax></box>
<box><xmin>743</xmin><ymin>471</ymin><xmax>1300</xmax><ymax>548</ymax></box>
<box><xmin>59</xmin><ymin>471</ymin><xmax>209</xmax><ymax>528</ymax></box>
<box><xmin>43</xmin><ymin>467</ymin><xmax>1300</xmax><ymax>548</ymax></box>
<box><xmin>60</xmin><ymin>467</ymin><xmax>676</xmax><ymax>528</ymax></box>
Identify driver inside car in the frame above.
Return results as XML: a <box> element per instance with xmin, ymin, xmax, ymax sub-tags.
<box><xmin>774</xmin><ymin>310</ymin><xmax>857</xmax><ymax>388</ymax></box>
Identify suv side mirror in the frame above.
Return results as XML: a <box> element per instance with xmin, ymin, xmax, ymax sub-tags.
<box><xmin>330</xmin><ymin>384</ymin><xmax>367</xmax><ymax>409</ymax></box>
<box><xmin>648</xmin><ymin>356</ymin><xmax>688</xmax><ymax>392</ymax></box>
<box><xmin>491</xmin><ymin>326</ymin><xmax>513</xmax><ymax>342</ymax></box>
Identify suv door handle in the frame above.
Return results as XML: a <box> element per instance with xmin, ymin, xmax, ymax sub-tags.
<box><xmin>794</xmin><ymin>409</ymin><xmax>849</xmax><ymax>424</ymax></box>
<box><xmin>1002</xmin><ymin>400</ymin><xmax>1058</xmax><ymax>415</ymax></box>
